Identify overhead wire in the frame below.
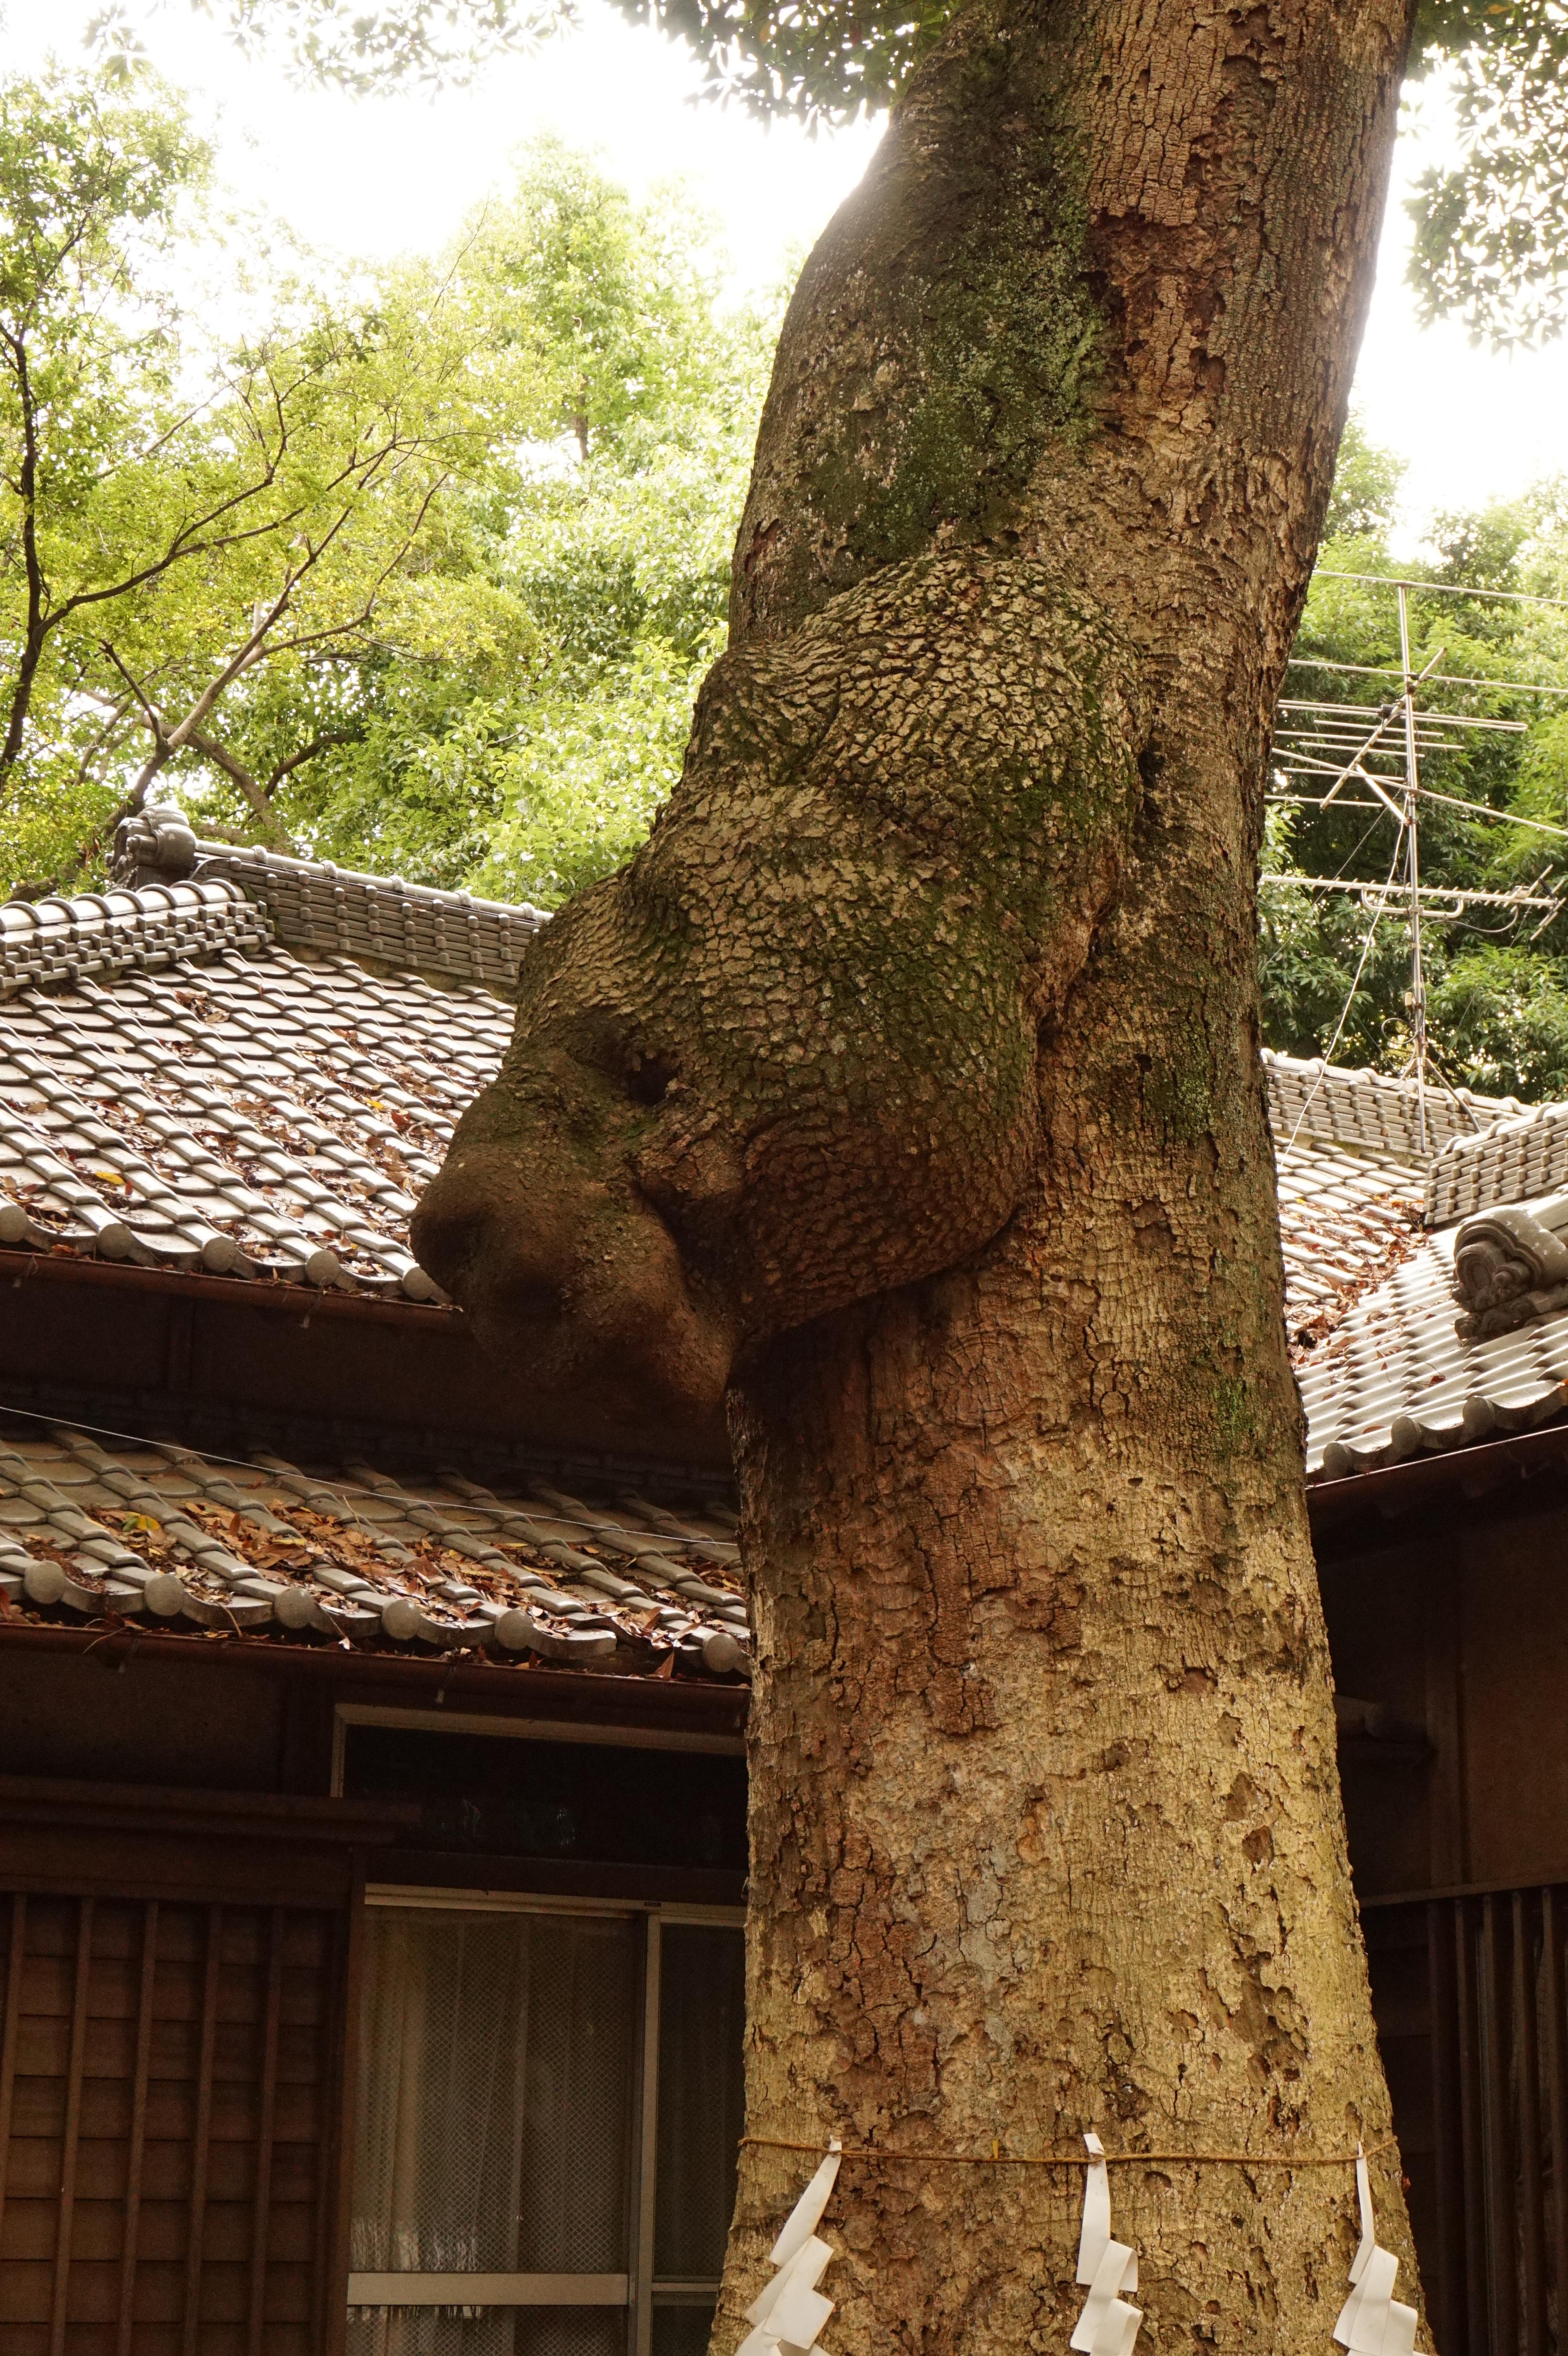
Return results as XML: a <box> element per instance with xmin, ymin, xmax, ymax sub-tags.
<box><xmin>0</xmin><ymin>1399</ymin><xmax>735</xmax><ymax>1556</ymax></box>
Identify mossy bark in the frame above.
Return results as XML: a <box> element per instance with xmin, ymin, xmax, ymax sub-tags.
<box><xmin>718</xmin><ymin>3</ymin><xmax>1422</xmax><ymax>2346</ymax></box>
<box><xmin>413</xmin><ymin>0</ymin><xmax>1426</xmax><ymax>2345</ymax></box>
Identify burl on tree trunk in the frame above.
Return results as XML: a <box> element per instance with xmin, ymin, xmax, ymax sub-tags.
<box><xmin>413</xmin><ymin>0</ymin><xmax>1425</xmax><ymax>2346</ymax></box>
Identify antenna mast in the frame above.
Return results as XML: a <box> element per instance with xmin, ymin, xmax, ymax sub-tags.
<box><xmin>1397</xmin><ymin>584</ymin><xmax>1429</xmax><ymax>1155</ymax></box>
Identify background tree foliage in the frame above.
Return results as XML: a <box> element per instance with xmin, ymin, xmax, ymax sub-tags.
<box><xmin>1259</xmin><ymin>419</ymin><xmax>1568</xmax><ymax>1099</ymax></box>
<box><xmin>80</xmin><ymin>1</ymin><xmax>1568</xmax><ymax>344</ymax></box>
<box><xmin>0</xmin><ymin>60</ymin><xmax>775</xmax><ymax>905</ymax></box>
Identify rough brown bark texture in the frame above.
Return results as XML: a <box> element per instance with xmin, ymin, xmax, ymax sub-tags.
<box><xmin>413</xmin><ymin>0</ymin><xmax>1426</xmax><ymax>2345</ymax></box>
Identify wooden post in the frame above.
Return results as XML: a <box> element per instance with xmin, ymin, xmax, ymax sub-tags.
<box><xmin>0</xmin><ymin>1894</ymin><xmax>25</xmax><ymax>2260</ymax></box>
<box><xmin>117</xmin><ymin>1900</ymin><xmax>159</xmax><ymax>2356</ymax></box>
<box><xmin>182</xmin><ymin>1903</ymin><xmax>223</xmax><ymax>2356</ymax></box>
<box><xmin>49</xmin><ymin>1897</ymin><xmax>94</xmax><ymax>2356</ymax></box>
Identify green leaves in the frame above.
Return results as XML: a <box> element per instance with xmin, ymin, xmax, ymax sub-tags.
<box><xmin>0</xmin><ymin>63</ymin><xmax>562</xmax><ymax>884</ymax></box>
<box><xmin>190</xmin><ymin>0</ymin><xmax>571</xmax><ymax>94</ymax></box>
<box><xmin>1407</xmin><ymin>0</ymin><xmax>1568</xmax><ymax>345</ymax></box>
<box><xmin>607</xmin><ymin>0</ymin><xmax>954</xmax><ymax>124</ymax></box>
<box><xmin>187</xmin><ymin>0</ymin><xmax>947</xmax><ymax>116</ymax></box>
<box><xmin>0</xmin><ymin>66</ymin><xmax>769</xmax><ymax>909</ymax></box>
<box><xmin>252</xmin><ymin>184</ymin><xmax>768</xmax><ymax>902</ymax></box>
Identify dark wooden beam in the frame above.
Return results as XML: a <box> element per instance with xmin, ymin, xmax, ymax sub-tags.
<box><xmin>0</xmin><ymin>1616</ymin><xmax>749</xmax><ymax>1736</ymax></box>
<box><xmin>0</xmin><ymin>1249</ymin><xmax>732</xmax><ymax>1467</ymax></box>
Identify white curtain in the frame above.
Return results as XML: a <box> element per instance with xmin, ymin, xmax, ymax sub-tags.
<box><xmin>348</xmin><ymin>1909</ymin><xmax>635</xmax><ymax>2356</ymax></box>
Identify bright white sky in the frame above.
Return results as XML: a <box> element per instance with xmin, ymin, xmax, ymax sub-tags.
<box><xmin>2</xmin><ymin>0</ymin><xmax>1565</xmax><ymax>548</ymax></box>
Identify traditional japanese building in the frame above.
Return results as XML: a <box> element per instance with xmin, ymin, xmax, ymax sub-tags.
<box><xmin>2</xmin><ymin>810</ymin><xmax>1566</xmax><ymax>2353</ymax></box>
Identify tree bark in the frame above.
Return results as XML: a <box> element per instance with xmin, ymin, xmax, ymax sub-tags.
<box><xmin>413</xmin><ymin>0</ymin><xmax>1424</xmax><ymax>2344</ymax></box>
<box><xmin>720</xmin><ymin>3</ymin><xmax>1419</xmax><ymax>2346</ymax></box>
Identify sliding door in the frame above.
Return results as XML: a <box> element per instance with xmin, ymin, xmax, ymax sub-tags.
<box><xmin>348</xmin><ymin>1904</ymin><xmax>743</xmax><ymax>2356</ymax></box>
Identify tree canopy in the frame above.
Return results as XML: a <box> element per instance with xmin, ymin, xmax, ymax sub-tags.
<box><xmin>88</xmin><ymin>0</ymin><xmax>1568</xmax><ymax>345</ymax></box>
<box><xmin>0</xmin><ymin>61</ymin><xmax>775</xmax><ymax>905</ymax></box>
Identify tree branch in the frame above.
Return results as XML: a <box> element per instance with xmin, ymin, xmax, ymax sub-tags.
<box><xmin>0</xmin><ymin>328</ymin><xmax>51</xmax><ymax>784</ymax></box>
<box><xmin>186</xmin><ymin>727</ymin><xmax>299</xmax><ymax>852</ymax></box>
<box><xmin>266</xmin><ymin>728</ymin><xmax>364</xmax><ymax>793</ymax></box>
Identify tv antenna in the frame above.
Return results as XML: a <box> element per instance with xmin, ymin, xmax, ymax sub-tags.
<box><xmin>1265</xmin><ymin>572</ymin><xmax>1568</xmax><ymax>1155</ymax></box>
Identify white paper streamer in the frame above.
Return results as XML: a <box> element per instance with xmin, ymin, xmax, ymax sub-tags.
<box><xmin>1333</xmin><ymin>2147</ymin><xmax>1421</xmax><ymax>2356</ymax></box>
<box><xmin>737</xmin><ymin>2141</ymin><xmax>841</xmax><ymax>2356</ymax></box>
<box><xmin>1070</xmin><ymin>2134</ymin><xmax>1143</xmax><ymax>2356</ymax></box>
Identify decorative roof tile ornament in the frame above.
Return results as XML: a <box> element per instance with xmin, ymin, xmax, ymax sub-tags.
<box><xmin>737</xmin><ymin>2142</ymin><xmax>842</xmax><ymax>2356</ymax></box>
<box><xmin>1451</xmin><ymin>1194</ymin><xmax>1568</xmax><ymax>1339</ymax></box>
<box><xmin>1070</xmin><ymin>2133</ymin><xmax>1143</xmax><ymax>2356</ymax></box>
<box><xmin>1332</xmin><ymin>2148</ymin><xmax>1420</xmax><ymax>2356</ymax></box>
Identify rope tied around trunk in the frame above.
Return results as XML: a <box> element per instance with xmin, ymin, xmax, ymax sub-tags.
<box><xmin>740</xmin><ymin>2132</ymin><xmax>1400</xmax><ymax>2169</ymax></box>
<box><xmin>737</xmin><ymin>2136</ymin><xmax>1420</xmax><ymax>2355</ymax></box>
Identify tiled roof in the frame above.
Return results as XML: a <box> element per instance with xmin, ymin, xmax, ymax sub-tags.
<box><xmin>8</xmin><ymin>839</ymin><xmax>1568</xmax><ymax>1500</ymax></box>
<box><xmin>1262</xmin><ymin>1048</ymin><xmax>1521</xmax><ymax>1168</ymax></box>
<box><xmin>0</xmin><ymin>924</ymin><xmax>1435</xmax><ymax>1319</ymax></box>
<box><xmin>1</xmin><ymin>878</ymin><xmax>271</xmax><ymax>994</ymax></box>
<box><xmin>1299</xmin><ymin>1229</ymin><xmax>1568</xmax><ymax>1480</ymax></box>
<box><xmin>115</xmin><ymin>805</ymin><xmax>547</xmax><ymax>993</ymax></box>
<box><xmin>1274</xmin><ymin>1136</ymin><xmax>1423</xmax><ymax>1338</ymax></box>
<box><xmin>0</xmin><ymin>1414</ymin><xmax>751</xmax><ymax>1676</ymax></box>
<box><xmin>1264</xmin><ymin>1053</ymin><xmax>1568</xmax><ymax>1480</ymax></box>
<box><xmin>1427</xmin><ymin>1099</ymin><xmax>1568</xmax><ymax>1226</ymax></box>
<box><xmin>0</xmin><ymin>882</ymin><xmax>510</xmax><ymax>1297</ymax></box>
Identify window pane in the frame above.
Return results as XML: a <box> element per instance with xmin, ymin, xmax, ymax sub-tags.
<box><xmin>654</xmin><ymin>1925</ymin><xmax>746</xmax><ymax>2280</ymax></box>
<box><xmin>651</xmin><ymin>2307</ymin><xmax>717</xmax><ymax>2356</ymax></box>
<box><xmin>348</xmin><ymin>2310</ymin><xmax>627</xmax><ymax>2356</ymax></box>
<box><xmin>351</xmin><ymin>1905</ymin><xmax>638</xmax><ymax>2356</ymax></box>
<box><xmin>518</xmin><ymin>1918</ymin><xmax>638</xmax><ymax>2270</ymax></box>
<box><xmin>516</xmin><ymin>2313</ymin><xmax>629</xmax><ymax>2356</ymax></box>
<box><xmin>343</xmin><ymin>1729</ymin><xmax>747</xmax><ymax>1875</ymax></box>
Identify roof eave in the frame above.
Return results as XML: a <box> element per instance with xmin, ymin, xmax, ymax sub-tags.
<box><xmin>1308</xmin><ymin>1408</ymin><xmax>1568</xmax><ymax>1538</ymax></box>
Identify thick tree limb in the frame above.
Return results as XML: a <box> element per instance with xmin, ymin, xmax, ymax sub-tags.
<box><xmin>266</xmin><ymin>728</ymin><xmax>364</xmax><ymax>793</ymax></box>
<box><xmin>184</xmin><ymin>728</ymin><xmax>298</xmax><ymax>851</ymax></box>
<box><xmin>0</xmin><ymin>326</ymin><xmax>49</xmax><ymax>781</ymax></box>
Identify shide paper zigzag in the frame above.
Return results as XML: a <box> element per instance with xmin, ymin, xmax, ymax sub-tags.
<box><xmin>1334</xmin><ymin>2147</ymin><xmax>1421</xmax><ymax>2356</ymax></box>
<box><xmin>739</xmin><ymin>2130</ymin><xmax>1417</xmax><ymax>2355</ymax></box>
<box><xmin>738</xmin><ymin>2142</ymin><xmax>843</xmax><ymax>2356</ymax></box>
<box><xmin>1071</xmin><ymin>2131</ymin><xmax>1143</xmax><ymax>2356</ymax></box>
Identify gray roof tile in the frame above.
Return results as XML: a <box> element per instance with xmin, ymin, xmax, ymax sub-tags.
<box><xmin>0</xmin><ymin>1416</ymin><xmax>750</xmax><ymax>1675</ymax></box>
<box><xmin>114</xmin><ymin>806</ymin><xmax>547</xmax><ymax>993</ymax></box>
<box><xmin>0</xmin><ymin>883</ymin><xmax>513</xmax><ymax>1298</ymax></box>
<box><xmin>1263</xmin><ymin>1048</ymin><xmax>1521</xmax><ymax>1168</ymax></box>
<box><xmin>7</xmin><ymin>847</ymin><xmax>1568</xmax><ymax>1497</ymax></box>
<box><xmin>1427</xmin><ymin>1099</ymin><xmax>1568</xmax><ymax>1226</ymax></box>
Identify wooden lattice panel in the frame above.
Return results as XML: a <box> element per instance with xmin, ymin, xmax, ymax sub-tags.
<box><xmin>0</xmin><ymin>1893</ymin><xmax>345</xmax><ymax>2356</ymax></box>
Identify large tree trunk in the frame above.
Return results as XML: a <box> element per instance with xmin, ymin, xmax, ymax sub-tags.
<box><xmin>413</xmin><ymin>0</ymin><xmax>1423</xmax><ymax>2344</ymax></box>
<box><xmin>721</xmin><ymin>2</ymin><xmax>1422</xmax><ymax>2345</ymax></box>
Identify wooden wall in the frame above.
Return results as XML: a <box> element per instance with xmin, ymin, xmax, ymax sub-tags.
<box><xmin>1319</xmin><ymin>1473</ymin><xmax>1568</xmax><ymax>1900</ymax></box>
<box><xmin>0</xmin><ymin>1894</ymin><xmax>345</xmax><ymax>2356</ymax></box>
<box><xmin>1318</xmin><ymin>1469</ymin><xmax>1568</xmax><ymax>2353</ymax></box>
<box><xmin>0</xmin><ymin>1783</ymin><xmax>391</xmax><ymax>2356</ymax></box>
